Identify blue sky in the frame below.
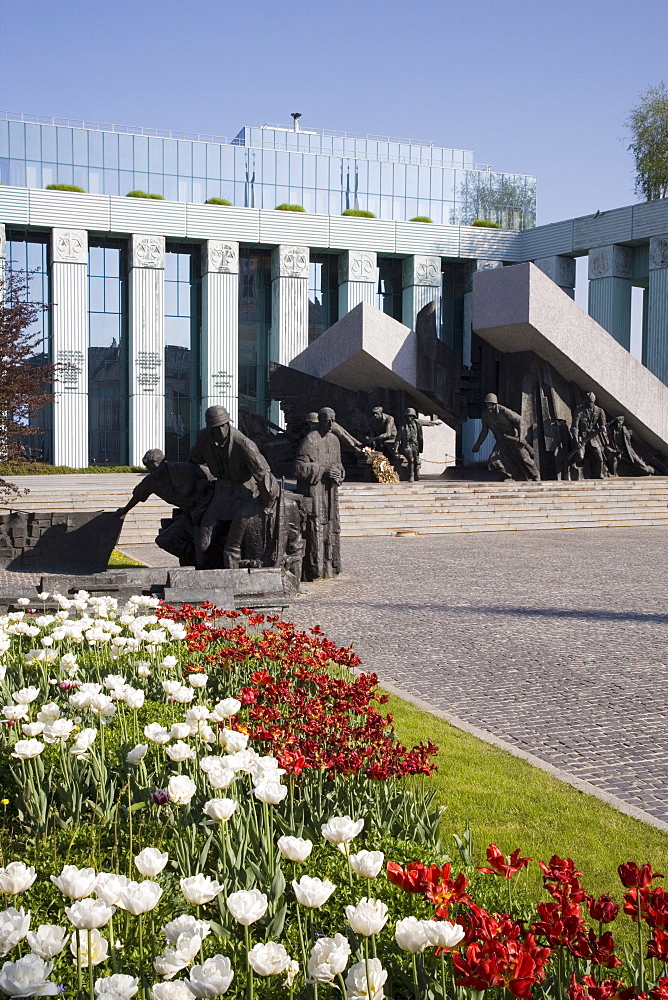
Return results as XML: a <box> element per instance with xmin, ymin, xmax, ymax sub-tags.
<box><xmin>1</xmin><ymin>0</ymin><xmax>667</xmax><ymax>226</ymax></box>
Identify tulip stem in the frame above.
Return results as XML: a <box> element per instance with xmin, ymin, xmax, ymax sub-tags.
<box><xmin>75</xmin><ymin>929</ymin><xmax>83</xmax><ymax>999</ymax></box>
<box><xmin>127</xmin><ymin>780</ymin><xmax>133</xmax><ymax>878</ymax></box>
<box><xmin>295</xmin><ymin>901</ymin><xmax>308</xmax><ymax>974</ymax></box>
<box><xmin>364</xmin><ymin>938</ymin><xmax>372</xmax><ymax>1000</ymax></box>
<box><xmin>109</xmin><ymin>914</ymin><xmax>118</xmax><ymax>974</ymax></box>
<box><xmin>87</xmin><ymin>930</ymin><xmax>95</xmax><ymax>1000</ymax></box>
<box><xmin>638</xmin><ymin>892</ymin><xmax>645</xmax><ymax>993</ymax></box>
<box><xmin>440</xmin><ymin>953</ymin><xmax>447</xmax><ymax>1000</ymax></box>
<box><xmin>411</xmin><ymin>953</ymin><xmax>420</xmax><ymax>1000</ymax></box>
<box><xmin>138</xmin><ymin>913</ymin><xmax>146</xmax><ymax>1000</ymax></box>
<box><xmin>244</xmin><ymin>924</ymin><xmax>253</xmax><ymax>1000</ymax></box>
<box><xmin>344</xmin><ymin>843</ymin><xmax>353</xmax><ymax>891</ymax></box>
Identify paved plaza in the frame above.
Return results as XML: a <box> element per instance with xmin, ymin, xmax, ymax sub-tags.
<box><xmin>288</xmin><ymin>528</ymin><xmax>668</xmax><ymax>828</ymax></box>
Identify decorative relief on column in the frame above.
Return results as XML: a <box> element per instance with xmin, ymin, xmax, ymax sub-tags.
<box><xmin>136</xmin><ymin>352</ymin><xmax>162</xmax><ymax>393</ymax></box>
<box><xmin>534</xmin><ymin>256</ymin><xmax>576</xmax><ymax>288</ymax></box>
<box><xmin>130</xmin><ymin>235</ymin><xmax>165</xmax><ymax>269</ymax></box>
<box><xmin>272</xmin><ymin>245</ymin><xmax>309</xmax><ymax>280</ymax></box>
<box><xmin>402</xmin><ymin>255</ymin><xmax>441</xmax><ymax>288</ymax></box>
<box><xmin>51</xmin><ymin>229</ymin><xmax>87</xmax><ymax>264</ymax></box>
<box><xmin>339</xmin><ymin>250</ymin><xmax>377</xmax><ymax>284</ymax></box>
<box><xmin>649</xmin><ymin>236</ymin><xmax>668</xmax><ymax>270</ymax></box>
<box><xmin>202</xmin><ymin>241</ymin><xmax>239</xmax><ymax>275</ymax></box>
<box><xmin>56</xmin><ymin>350</ymin><xmax>85</xmax><ymax>391</ymax></box>
<box><xmin>588</xmin><ymin>245</ymin><xmax>633</xmax><ymax>280</ymax></box>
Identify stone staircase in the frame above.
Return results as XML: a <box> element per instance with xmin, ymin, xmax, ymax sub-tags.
<box><xmin>338</xmin><ymin>478</ymin><xmax>668</xmax><ymax>536</ymax></box>
<box><xmin>2</xmin><ymin>475</ymin><xmax>668</xmax><ymax>547</ymax></box>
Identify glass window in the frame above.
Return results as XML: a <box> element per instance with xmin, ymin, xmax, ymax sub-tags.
<box><xmin>375</xmin><ymin>259</ymin><xmax>402</xmax><ymax>320</ymax></box>
<box><xmin>0</xmin><ymin>121</ymin><xmax>8</xmax><ymax>158</ymax></box>
<box><xmin>88</xmin><ymin>239</ymin><xmax>126</xmax><ymax>465</ymax></box>
<box><xmin>308</xmin><ymin>255</ymin><xmax>338</xmax><ymax>342</ymax></box>
<box><xmin>8</xmin><ymin>121</ymin><xmax>25</xmax><ymax>158</ymax></box>
<box><xmin>276</xmin><ymin>152</ymin><xmax>289</xmax><ymax>186</ymax></box>
<box><xmin>88</xmin><ymin>130</ymin><xmax>103</xmax><ymax>168</ymax></box>
<box><xmin>163</xmin><ymin>138</ymin><xmax>177</xmax><ymax>174</ymax></box>
<box><xmin>177</xmin><ymin>140</ymin><xmax>192</xmax><ymax>175</ymax></box>
<box><xmin>192</xmin><ymin>141</ymin><xmax>206</xmax><ymax>176</ymax></box>
<box><xmin>103</xmin><ymin>131</ymin><xmax>119</xmax><ymax>169</ymax></box>
<box><xmin>302</xmin><ymin>154</ymin><xmax>315</xmax><ymax>188</ymax></box>
<box><xmin>57</xmin><ymin>127</ymin><xmax>73</xmax><ymax>163</ymax></box>
<box><xmin>206</xmin><ymin>143</ymin><xmax>220</xmax><ymax>178</ymax></box>
<box><xmin>57</xmin><ymin>164</ymin><xmax>74</xmax><ymax>185</ymax></box>
<box><xmin>73</xmin><ymin>129</ymin><xmax>88</xmax><ymax>165</ymax></box>
<box><xmin>41</xmin><ymin>126</ymin><xmax>56</xmax><ymax>161</ymax></box>
<box><xmin>134</xmin><ymin>135</ymin><xmax>149</xmax><ymax>173</ymax></box>
<box><xmin>239</xmin><ymin>251</ymin><xmax>271</xmax><ymax>417</ymax></box>
<box><xmin>164</xmin><ymin>247</ymin><xmax>200</xmax><ymax>460</ymax></box>
<box><xmin>25</xmin><ymin>124</ymin><xmax>41</xmax><ymax>160</ymax></box>
<box><xmin>25</xmin><ymin>163</ymin><xmax>41</xmax><ymax>188</ymax></box>
<box><xmin>148</xmin><ymin>137</ymin><xmax>164</xmax><ymax>174</ymax></box>
<box><xmin>9</xmin><ymin>161</ymin><xmax>26</xmax><ymax>186</ymax></box>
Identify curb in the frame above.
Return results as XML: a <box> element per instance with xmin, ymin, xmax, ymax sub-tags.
<box><xmin>377</xmin><ymin>678</ymin><xmax>668</xmax><ymax>835</ymax></box>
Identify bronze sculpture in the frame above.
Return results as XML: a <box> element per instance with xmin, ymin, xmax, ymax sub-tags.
<box><xmin>472</xmin><ymin>393</ymin><xmax>540</xmax><ymax>481</ymax></box>
<box><xmin>294</xmin><ymin>406</ymin><xmax>344</xmax><ymax>580</ymax></box>
<box><xmin>398</xmin><ymin>408</ymin><xmax>423</xmax><ymax>482</ymax></box>
<box><xmin>606</xmin><ymin>416</ymin><xmax>655</xmax><ymax>477</ymax></box>
<box><xmin>570</xmin><ymin>392</ymin><xmax>609</xmax><ymax>480</ymax></box>
<box><xmin>367</xmin><ymin>406</ymin><xmax>398</xmax><ymax>459</ymax></box>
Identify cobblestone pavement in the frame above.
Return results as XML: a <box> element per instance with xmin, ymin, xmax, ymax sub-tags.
<box><xmin>287</xmin><ymin>528</ymin><xmax>668</xmax><ymax>826</ymax></box>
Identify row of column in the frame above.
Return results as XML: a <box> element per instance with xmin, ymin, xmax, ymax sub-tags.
<box><xmin>534</xmin><ymin>242</ymin><xmax>668</xmax><ymax>385</ymax></box>
<box><xmin>0</xmin><ymin>224</ymin><xmax>442</xmax><ymax>467</ymax></box>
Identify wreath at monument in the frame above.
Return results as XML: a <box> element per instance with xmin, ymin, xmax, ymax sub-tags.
<box><xmin>372</xmin><ymin>451</ymin><xmax>400</xmax><ymax>483</ymax></box>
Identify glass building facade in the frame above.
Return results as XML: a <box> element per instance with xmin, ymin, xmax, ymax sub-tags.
<box><xmin>0</xmin><ymin>115</ymin><xmax>536</xmax><ymax>228</ymax></box>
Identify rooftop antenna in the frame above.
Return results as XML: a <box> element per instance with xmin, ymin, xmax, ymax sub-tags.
<box><xmin>291</xmin><ymin>112</ymin><xmax>302</xmax><ymax>132</ymax></box>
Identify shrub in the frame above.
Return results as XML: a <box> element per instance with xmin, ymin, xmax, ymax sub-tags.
<box><xmin>126</xmin><ymin>190</ymin><xmax>165</xmax><ymax>199</ymax></box>
<box><xmin>410</xmin><ymin>215</ymin><xmax>433</xmax><ymax>223</ymax></box>
<box><xmin>471</xmin><ymin>218</ymin><xmax>502</xmax><ymax>228</ymax></box>
<box><xmin>205</xmin><ymin>197</ymin><xmax>233</xmax><ymax>206</ymax></box>
<box><xmin>275</xmin><ymin>203</ymin><xmax>306</xmax><ymax>212</ymax></box>
<box><xmin>342</xmin><ymin>208</ymin><xmax>376</xmax><ymax>218</ymax></box>
<box><xmin>45</xmin><ymin>183</ymin><xmax>86</xmax><ymax>193</ymax></box>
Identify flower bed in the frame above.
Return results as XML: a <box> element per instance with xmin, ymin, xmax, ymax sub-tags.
<box><xmin>0</xmin><ymin>597</ymin><xmax>662</xmax><ymax>1000</ymax></box>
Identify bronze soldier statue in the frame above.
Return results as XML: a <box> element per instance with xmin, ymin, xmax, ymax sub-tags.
<box><xmin>570</xmin><ymin>392</ymin><xmax>609</xmax><ymax>479</ymax></box>
<box><xmin>606</xmin><ymin>416</ymin><xmax>655</xmax><ymax>477</ymax></box>
<box><xmin>294</xmin><ymin>406</ymin><xmax>344</xmax><ymax>580</ymax></box>
<box><xmin>398</xmin><ymin>408</ymin><xmax>423</xmax><ymax>482</ymax></box>
<box><xmin>367</xmin><ymin>406</ymin><xmax>398</xmax><ymax>459</ymax></box>
<box><xmin>472</xmin><ymin>393</ymin><xmax>540</xmax><ymax>481</ymax></box>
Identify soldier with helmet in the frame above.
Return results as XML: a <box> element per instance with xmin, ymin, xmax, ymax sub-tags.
<box><xmin>398</xmin><ymin>407</ymin><xmax>423</xmax><ymax>482</ymax></box>
<box><xmin>189</xmin><ymin>405</ymin><xmax>279</xmax><ymax>567</ymax></box>
<box><xmin>472</xmin><ymin>393</ymin><xmax>540</xmax><ymax>482</ymax></box>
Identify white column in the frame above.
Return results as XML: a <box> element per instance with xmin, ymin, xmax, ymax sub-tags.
<box><xmin>270</xmin><ymin>245</ymin><xmax>310</xmax><ymax>364</ymax></box>
<box><xmin>338</xmin><ymin>250</ymin><xmax>377</xmax><ymax>314</ymax></box>
<box><xmin>588</xmin><ymin>244</ymin><xmax>633</xmax><ymax>348</ymax></box>
<box><xmin>201</xmin><ymin>241</ymin><xmax>239</xmax><ymax>425</ymax></box>
<box><xmin>128</xmin><ymin>235</ymin><xmax>165</xmax><ymax>466</ymax></box>
<box><xmin>402</xmin><ymin>255</ymin><xmax>442</xmax><ymax>330</ymax></box>
<box><xmin>51</xmin><ymin>228</ymin><xmax>89</xmax><ymax>468</ymax></box>
<box><xmin>534</xmin><ymin>255</ymin><xmax>576</xmax><ymax>299</ymax></box>
<box><xmin>0</xmin><ymin>224</ymin><xmax>5</xmax><ymax>278</ymax></box>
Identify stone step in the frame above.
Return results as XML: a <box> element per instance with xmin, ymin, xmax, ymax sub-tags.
<box><xmin>342</xmin><ymin>518</ymin><xmax>668</xmax><ymax>537</ymax></box>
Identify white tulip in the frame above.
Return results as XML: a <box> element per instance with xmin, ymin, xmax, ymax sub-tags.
<box><xmin>180</xmin><ymin>875</ymin><xmax>223</xmax><ymax>906</ymax></box>
<box><xmin>253</xmin><ymin>780</ymin><xmax>287</xmax><ymax>805</ymax></box>
<box><xmin>12</xmin><ymin>687</ymin><xmax>40</xmax><ymax>705</ymax></box>
<box><xmin>307</xmin><ymin>934</ymin><xmax>351</xmax><ymax>984</ymax></box>
<box><xmin>153</xmin><ymin>934</ymin><xmax>201</xmax><ymax>979</ymax></box>
<box><xmin>51</xmin><ymin>865</ymin><xmax>97</xmax><ymax>899</ymax></box>
<box><xmin>225</xmin><ymin>889</ymin><xmax>267</xmax><ymax>926</ymax></box>
<box><xmin>70</xmin><ymin>729</ymin><xmax>97</xmax><ymax>759</ymax></box>
<box><xmin>321</xmin><ymin>816</ymin><xmax>364</xmax><ymax>846</ymax></box>
<box><xmin>205</xmin><ymin>766</ymin><xmax>235</xmax><ymax>791</ymax></box>
<box><xmin>43</xmin><ymin>720</ymin><xmax>76</xmax><ymax>745</ymax></box>
<box><xmin>144</xmin><ymin>724</ymin><xmax>171</xmax><ymax>745</ymax></box>
<box><xmin>26</xmin><ymin>925</ymin><xmax>68</xmax><ymax>960</ymax></box>
<box><xmin>349</xmin><ymin>851</ymin><xmax>384</xmax><ymax>879</ymax></box>
<box><xmin>220</xmin><ymin>730</ymin><xmax>248</xmax><ymax>752</ymax></box>
<box><xmin>21</xmin><ymin>723</ymin><xmax>45</xmax><ymax>738</ymax></box>
<box><xmin>93</xmin><ymin>874</ymin><xmax>130</xmax><ymax>906</ymax></box>
<box><xmin>119</xmin><ymin>881</ymin><xmax>163</xmax><ymax>914</ymax></box>
<box><xmin>0</xmin><ymin>864</ymin><xmax>36</xmax><ymax>895</ymax></box>
<box><xmin>69</xmin><ymin>928</ymin><xmax>109</xmax><ymax>968</ymax></box>
<box><xmin>151</xmin><ymin>983</ymin><xmax>191</xmax><ymax>1000</ymax></box>
<box><xmin>126</xmin><ymin>744</ymin><xmax>148</xmax><ymax>765</ymax></box>
<box><xmin>168</xmin><ymin>776</ymin><xmax>196</xmax><ymax>806</ymax></box>
<box><xmin>277</xmin><ymin>836</ymin><xmax>313</xmax><ymax>862</ymax></box>
<box><xmin>422</xmin><ymin>920</ymin><xmax>466</xmax><ymax>949</ymax></box>
<box><xmin>247</xmin><ymin>942</ymin><xmax>291</xmax><ymax>977</ymax></box>
<box><xmin>187</xmin><ymin>675</ymin><xmax>208</xmax><ymax>690</ymax></box>
<box><xmin>292</xmin><ymin>876</ymin><xmax>336</xmax><ymax>909</ymax></box>
<box><xmin>94</xmin><ymin>974</ymin><xmax>139</xmax><ymax>998</ymax></box>
<box><xmin>185</xmin><ymin>955</ymin><xmax>234</xmax><ymax>997</ymax></box>
<box><xmin>210</xmin><ymin>699</ymin><xmax>241</xmax><ymax>722</ymax></box>
<box><xmin>170</xmin><ymin>724</ymin><xmax>191</xmax><ymax>741</ymax></box>
<box><xmin>344</xmin><ymin>899</ymin><xmax>388</xmax><ymax>937</ymax></box>
<box><xmin>0</xmin><ymin>954</ymin><xmax>58</xmax><ymax>997</ymax></box>
<box><xmin>172</xmin><ymin>688</ymin><xmax>194</xmax><ymax>705</ymax></box>
<box><xmin>196</xmin><ymin>725</ymin><xmax>216</xmax><ymax>745</ymax></box>
<box><xmin>160</xmin><ymin>656</ymin><xmax>178</xmax><ymax>669</ymax></box>
<box><xmin>162</xmin><ymin>916</ymin><xmax>210</xmax><ymax>947</ymax></box>
<box><xmin>65</xmin><ymin>899</ymin><xmax>115</xmax><ymax>930</ymax></box>
<box><xmin>136</xmin><ymin>664</ymin><xmax>151</xmax><ymax>679</ymax></box>
<box><xmin>10</xmin><ymin>739</ymin><xmax>43</xmax><ymax>760</ymax></box>
<box><xmin>202</xmin><ymin>799</ymin><xmax>236</xmax><ymax>823</ymax></box>
<box><xmin>395</xmin><ymin>917</ymin><xmax>429</xmax><ymax>954</ymax></box>
<box><xmin>3</xmin><ymin>706</ymin><xmax>29</xmax><ymax>722</ymax></box>
<box><xmin>345</xmin><ymin>958</ymin><xmax>387</xmax><ymax>1000</ymax></box>
<box><xmin>0</xmin><ymin>908</ymin><xmax>30</xmax><ymax>957</ymax></box>
<box><xmin>166</xmin><ymin>742</ymin><xmax>195</xmax><ymax>763</ymax></box>
<box><xmin>134</xmin><ymin>849</ymin><xmax>169</xmax><ymax>877</ymax></box>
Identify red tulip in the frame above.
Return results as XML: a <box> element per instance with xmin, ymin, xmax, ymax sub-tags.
<box><xmin>618</xmin><ymin>863</ymin><xmax>663</xmax><ymax>888</ymax></box>
<box><xmin>478</xmin><ymin>844</ymin><xmax>532</xmax><ymax>879</ymax></box>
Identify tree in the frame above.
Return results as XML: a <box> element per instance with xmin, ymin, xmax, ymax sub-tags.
<box><xmin>626</xmin><ymin>82</ymin><xmax>668</xmax><ymax>201</ymax></box>
<box><xmin>452</xmin><ymin>172</ymin><xmax>536</xmax><ymax>230</ymax></box>
<box><xmin>0</xmin><ymin>267</ymin><xmax>56</xmax><ymax>498</ymax></box>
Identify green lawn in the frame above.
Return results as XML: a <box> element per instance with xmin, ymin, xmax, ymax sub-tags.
<box><xmin>386</xmin><ymin>691</ymin><xmax>668</xmax><ymax>903</ymax></box>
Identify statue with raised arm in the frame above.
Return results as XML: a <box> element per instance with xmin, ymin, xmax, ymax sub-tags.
<box><xmin>472</xmin><ymin>393</ymin><xmax>540</xmax><ymax>481</ymax></box>
<box><xmin>294</xmin><ymin>407</ymin><xmax>344</xmax><ymax>580</ymax></box>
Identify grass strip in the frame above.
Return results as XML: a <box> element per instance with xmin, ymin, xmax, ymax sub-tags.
<box><xmin>386</xmin><ymin>690</ymin><xmax>668</xmax><ymax>903</ymax></box>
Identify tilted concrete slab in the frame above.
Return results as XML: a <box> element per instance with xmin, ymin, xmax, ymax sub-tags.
<box><xmin>288</xmin><ymin>300</ymin><xmax>449</xmax><ymax>417</ymax></box>
<box><xmin>472</xmin><ymin>262</ymin><xmax>668</xmax><ymax>456</ymax></box>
